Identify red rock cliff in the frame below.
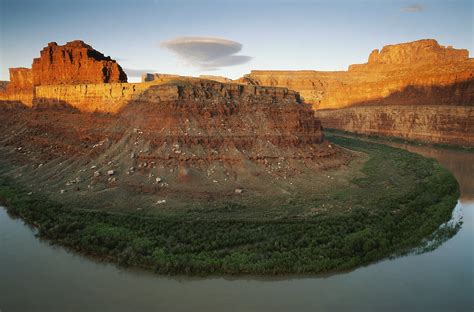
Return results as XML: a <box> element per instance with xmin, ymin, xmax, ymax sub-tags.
<box><xmin>364</xmin><ymin>39</ymin><xmax>468</xmax><ymax>66</ymax></box>
<box><xmin>31</xmin><ymin>41</ymin><xmax>127</xmax><ymax>85</ymax></box>
<box><xmin>6</xmin><ymin>68</ymin><xmax>33</xmax><ymax>92</ymax></box>
<box><xmin>238</xmin><ymin>39</ymin><xmax>474</xmax><ymax>146</ymax></box>
<box><xmin>239</xmin><ymin>39</ymin><xmax>473</xmax><ymax>109</ymax></box>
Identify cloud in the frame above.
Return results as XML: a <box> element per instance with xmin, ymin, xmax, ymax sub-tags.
<box><xmin>124</xmin><ymin>68</ymin><xmax>158</xmax><ymax>77</ymax></box>
<box><xmin>402</xmin><ymin>4</ymin><xmax>423</xmax><ymax>12</ymax></box>
<box><xmin>161</xmin><ymin>37</ymin><xmax>252</xmax><ymax>70</ymax></box>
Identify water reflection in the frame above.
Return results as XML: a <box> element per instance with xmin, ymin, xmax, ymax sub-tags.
<box><xmin>0</xmin><ymin>144</ymin><xmax>472</xmax><ymax>311</ymax></box>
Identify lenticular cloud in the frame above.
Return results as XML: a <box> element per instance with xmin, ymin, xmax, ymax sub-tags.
<box><xmin>161</xmin><ymin>37</ymin><xmax>252</xmax><ymax>70</ymax></box>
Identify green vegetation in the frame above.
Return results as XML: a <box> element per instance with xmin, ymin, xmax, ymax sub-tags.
<box><xmin>0</xmin><ymin>137</ymin><xmax>460</xmax><ymax>275</ymax></box>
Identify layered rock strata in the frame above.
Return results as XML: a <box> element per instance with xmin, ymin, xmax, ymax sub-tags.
<box><xmin>238</xmin><ymin>39</ymin><xmax>474</xmax><ymax>146</ymax></box>
<box><xmin>317</xmin><ymin>105</ymin><xmax>474</xmax><ymax>146</ymax></box>
<box><xmin>1</xmin><ymin>40</ymin><xmax>127</xmax><ymax>98</ymax></box>
<box><xmin>0</xmin><ymin>40</ymin><xmax>349</xmax><ymax>209</ymax></box>
<box><xmin>32</xmin><ymin>41</ymin><xmax>127</xmax><ymax>86</ymax></box>
<box><xmin>0</xmin><ymin>78</ymin><xmax>348</xmax><ymax>211</ymax></box>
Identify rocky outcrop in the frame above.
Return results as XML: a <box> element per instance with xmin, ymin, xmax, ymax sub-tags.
<box><xmin>0</xmin><ymin>77</ymin><xmax>350</xmax><ymax>209</ymax></box>
<box><xmin>0</xmin><ymin>40</ymin><xmax>128</xmax><ymax>106</ymax></box>
<box><xmin>1</xmin><ymin>40</ymin><xmax>127</xmax><ymax>96</ymax></box>
<box><xmin>4</xmin><ymin>75</ymin><xmax>304</xmax><ymax>114</ymax></box>
<box><xmin>239</xmin><ymin>40</ymin><xmax>473</xmax><ymax>109</ymax></box>
<box><xmin>355</xmin><ymin>39</ymin><xmax>468</xmax><ymax>68</ymax></box>
<box><xmin>238</xmin><ymin>39</ymin><xmax>473</xmax><ymax>146</ymax></box>
<box><xmin>6</xmin><ymin>68</ymin><xmax>33</xmax><ymax>92</ymax></box>
<box><xmin>33</xmin><ymin>82</ymin><xmax>150</xmax><ymax>112</ymax></box>
<box><xmin>0</xmin><ymin>39</ymin><xmax>352</xmax><ymax>212</ymax></box>
<box><xmin>32</xmin><ymin>41</ymin><xmax>127</xmax><ymax>85</ymax></box>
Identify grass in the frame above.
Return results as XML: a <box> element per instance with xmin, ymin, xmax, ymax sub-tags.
<box><xmin>0</xmin><ymin>136</ymin><xmax>460</xmax><ymax>275</ymax></box>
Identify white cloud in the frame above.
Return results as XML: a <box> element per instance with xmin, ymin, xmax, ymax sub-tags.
<box><xmin>161</xmin><ymin>37</ymin><xmax>252</xmax><ymax>70</ymax></box>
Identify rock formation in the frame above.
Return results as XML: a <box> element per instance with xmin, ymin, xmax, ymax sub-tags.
<box><xmin>0</xmin><ymin>80</ymin><xmax>347</xmax><ymax>210</ymax></box>
<box><xmin>316</xmin><ymin>105</ymin><xmax>474</xmax><ymax>147</ymax></box>
<box><xmin>0</xmin><ymin>40</ymin><xmax>349</xmax><ymax>210</ymax></box>
<box><xmin>354</xmin><ymin>39</ymin><xmax>468</xmax><ymax>68</ymax></box>
<box><xmin>0</xmin><ymin>40</ymin><xmax>128</xmax><ymax>107</ymax></box>
<box><xmin>237</xmin><ymin>39</ymin><xmax>474</xmax><ymax>146</ymax></box>
<box><xmin>32</xmin><ymin>41</ymin><xmax>127</xmax><ymax>85</ymax></box>
<box><xmin>6</xmin><ymin>68</ymin><xmax>33</xmax><ymax>92</ymax></box>
<box><xmin>2</xmin><ymin>40</ymin><xmax>127</xmax><ymax>95</ymax></box>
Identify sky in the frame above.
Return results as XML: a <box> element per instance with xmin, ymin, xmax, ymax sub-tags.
<box><xmin>0</xmin><ymin>0</ymin><xmax>472</xmax><ymax>82</ymax></box>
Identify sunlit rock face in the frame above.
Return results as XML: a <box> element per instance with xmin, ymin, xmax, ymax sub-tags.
<box><xmin>237</xmin><ymin>39</ymin><xmax>474</xmax><ymax>146</ymax></box>
<box><xmin>31</xmin><ymin>40</ymin><xmax>127</xmax><ymax>86</ymax></box>
<box><xmin>0</xmin><ymin>40</ymin><xmax>348</xmax><ymax>205</ymax></box>
<box><xmin>238</xmin><ymin>39</ymin><xmax>472</xmax><ymax>109</ymax></box>
<box><xmin>0</xmin><ymin>40</ymin><xmax>128</xmax><ymax>107</ymax></box>
<box><xmin>3</xmin><ymin>40</ymin><xmax>127</xmax><ymax>95</ymax></box>
<box><xmin>361</xmin><ymin>39</ymin><xmax>468</xmax><ymax>67</ymax></box>
<box><xmin>6</xmin><ymin>68</ymin><xmax>33</xmax><ymax>92</ymax></box>
<box><xmin>0</xmin><ymin>43</ymin><xmax>346</xmax><ymax>205</ymax></box>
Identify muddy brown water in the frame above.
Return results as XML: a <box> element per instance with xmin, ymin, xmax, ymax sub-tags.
<box><xmin>1</xmin><ymin>143</ymin><xmax>473</xmax><ymax>311</ymax></box>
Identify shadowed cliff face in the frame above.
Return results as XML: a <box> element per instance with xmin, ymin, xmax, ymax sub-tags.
<box><xmin>316</xmin><ymin>105</ymin><xmax>474</xmax><ymax>147</ymax></box>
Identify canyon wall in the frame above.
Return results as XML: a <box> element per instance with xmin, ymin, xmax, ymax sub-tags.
<box><xmin>2</xmin><ymin>78</ymin><xmax>303</xmax><ymax>114</ymax></box>
<box><xmin>33</xmin><ymin>82</ymin><xmax>150</xmax><ymax>112</ymax></box>
<box><xmin>355</xmin><ymin>39</ymin><xmax>468</xmax><ymax>68</ymax></box>
<box><xmin>0</xmin><ymin>75</ymin><xmax>344</xmax><ymax>206</ymax></box>
<box><xmin>6</xmin><ymin>68</ymin><xmax>33</xmax><ymax>92</ymax></box>
<box><xmin>316</xmin><ymin>105</ymin><xmax>474</xmax><ymax>146</ymax></box>
<box><xmin>238</xmin><ymin>39</ymin><xmax>474</xmax><ymax>146</ymax></box>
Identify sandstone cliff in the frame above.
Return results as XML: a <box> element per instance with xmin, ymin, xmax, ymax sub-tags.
<box><xmin>0</xmin><ymin>40</ymin><xmax>129</xmax><ymax>107</ymax></box>
<box><xmin>237</xmin><ymin>39</ymin><xmax>474</xmax><ymax>146</ymax></box>
<box><xmin>32</xmin><ymin>41</ymin><xmax>127</xmax><ymax>85</ymax></box>
<box><xmin>239</xmin><ymin>39</ymin><xmax>473</xmax><ymax>109</ymax></box>
<box><xmin>2</xmin><ymin>40</ymin><xmax>127</xmax><ymax>96</ymax></box>
<box><xmin>6</xmin><ymin>68</ymin><xmax>33</xmax><ymax>92</ymax></box>
<box><xmin>358</xmin><ymin>39</ymin><xmax>468</xmax><ymax>68</ymax></box>
<box><xmin>316</xmin><ymin>105</ymin><xmax>474</xmax><ymax>146</ymax></box>
<box><xmin>0</xmin><ymin>78</ymin><xmax>349</xmax><ymax>211</ymax></box>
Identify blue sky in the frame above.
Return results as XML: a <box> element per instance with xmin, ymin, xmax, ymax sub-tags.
<box><xmin>0</xmin><ymin>0</ymin><xmax>472</xmax><ymax>81</ymax></box>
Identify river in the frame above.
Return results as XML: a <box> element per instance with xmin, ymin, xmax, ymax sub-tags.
<box><xmin>1</xmin><ymin>144</ymin><xmax>473</xmax><ymax>311</ymax></box>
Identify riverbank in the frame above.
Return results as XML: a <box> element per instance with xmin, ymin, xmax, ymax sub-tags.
<box><xmin>0</xmin><ymin>136</ymin><xmax>460</xmax><ymax>275</ymax></box>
